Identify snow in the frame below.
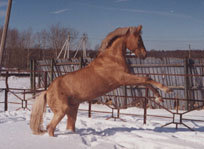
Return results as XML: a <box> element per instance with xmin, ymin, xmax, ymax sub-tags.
<box><xmin>1</xmin><ymin>76</ymin><xmax>204</xmax><ymax>149</ymax></box>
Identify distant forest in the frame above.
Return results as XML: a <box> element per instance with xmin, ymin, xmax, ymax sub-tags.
<box><xmin>1</xmin><ymin>24</ymin><xmax>204</xmax><ymax>69</ymax></box>
<box><xmin>0</xmin><ymin>24</ymin><xmax>95</xmax><ymax>69</ymax></box>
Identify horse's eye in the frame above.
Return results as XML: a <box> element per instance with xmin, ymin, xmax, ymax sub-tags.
<box><xmin>138</xmin><ymin>38</ymin><xmax>141</xmax><ymax>44</ymax></box>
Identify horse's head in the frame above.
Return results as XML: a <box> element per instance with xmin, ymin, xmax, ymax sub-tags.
<box><xmin>126</xmin><ymin>25</ymin><xmax>147</xmax><ymax>59</ymax></box>
<box><xmin>99</xmin><ymin>25</ymin><xmax>147</xmax><ymax>59</ymax></box>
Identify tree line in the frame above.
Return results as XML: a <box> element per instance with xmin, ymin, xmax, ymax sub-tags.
<box><xmin>0</xmin><ymin>24</ymin><xmax>98</xmax><ymax>69</ymax></box>
<box><xmin>1</xmin><ymin>24</ymin><xmax>203</xmax><ymax>69</ymax></box>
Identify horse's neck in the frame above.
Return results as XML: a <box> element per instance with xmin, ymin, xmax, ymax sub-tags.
<box><xmin>91</xmin><ymin>37</ymin><xmax>128</xmax><ymax>70</ymax></box>
<box><xmin>110</xmin><ymin>37</ymin><xmax>127</xmax><ymax>56</ymax></box>
<box><xmin>99</xmin><ymin>37</ymin><xmax>127</xmax><ymax>59</ymax></box>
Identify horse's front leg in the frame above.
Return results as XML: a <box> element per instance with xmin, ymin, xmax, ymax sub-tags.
<box><xmin>143</xmin><ymin>84</ymin><xmax>164</xmax><ymax>102</ymax></box>
<box><xmin>121</xmin><ymin>73</ymin><xmax>171</xmax><ymax>92</ymax></box>
<box><xmin>120</xmin><ymin>73</ymin><xmax>172</xmax><ymax>102</ymax></box>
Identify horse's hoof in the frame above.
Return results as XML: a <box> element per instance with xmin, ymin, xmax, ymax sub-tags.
<box><xmin>32</xmin><ymin>130</ymin><xmax>46</xmax><ymax>135</ymax></box>
<box><xmin>162</xmin><ymin>87</ymin><xmax>173</xmax><ymax>93</ymax></box>
<box><xmin>47</xmin><ymin>126</ymin><xmax>55</xmax><ymax>137</ymax></box>
<box><xmin>155</xmin><ymin>97</ymin><xmax>164</xmax><ymax>103</ymax></box>
<box><xmin>66</xmin><ymin>127</ymin><xmax>75</xmax><ymax>132</ymax></box>
<box><xmin>166</xmin><ymin>88</ymin><xmax>173</xmax><ymax>93</ymax></box>
<box><xmin>48</xmin><ymin>130</ymin><xmax>55</xmax><ymax>137</ymax></box>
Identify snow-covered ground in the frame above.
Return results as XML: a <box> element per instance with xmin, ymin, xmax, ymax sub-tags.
<box><xmin>0</xmin><ymin>76</ymin><xmax>204</xmax><ymax>149</ymax></box>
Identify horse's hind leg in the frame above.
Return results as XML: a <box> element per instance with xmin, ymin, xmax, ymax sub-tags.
<box><xmin>66</xmin><ymin>104</ymin><xmax>79</xmax><ymax>132</ymax></box>
<box><xmin>47</xmin><ymin>112</ymin><xmax>65</xmax><ymax>136</ymax></box>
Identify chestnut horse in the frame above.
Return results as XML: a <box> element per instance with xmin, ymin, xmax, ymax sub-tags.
<box><xmin>30</xmin><ymin>25</ymin><xmax>171</xmax><ymax>136</ymax></box>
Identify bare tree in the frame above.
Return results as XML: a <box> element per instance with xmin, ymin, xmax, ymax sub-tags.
<box><xmin>19</xmin><ymin>28</ymin><xmax>34</xmax><ymax>49</ymax></box>
<box><xmin>34</xmin><ymin>29</ymin><xmax>49</xmax><ymax>49</ymax></box>
<box><xmin>4</xmin><ymin>29</ymin><xmax>26</xmax><ymax>68</ymax></box>
<box><xmin>3</xmin><ymin>28</ymin><xmax>19</xmax><ymax>67</ymax></box>
<box><xmin>1</xmin><ymin>24</ymin><xmax>80</xmax><ymax>68</ymax></box>
<box><xmin>94</xmin><ymin>43</ymin><xmax>100</xmax><ymax>51</ymax></box>
<box><xmin>6</xmin><ymin>28</ymin><xmax>19</xmax><ymax>49</ymax></box>
<box><xmin>47</xmin><ymin>23</ymin><xmax>78</xmax><ymax>57</ymax></box>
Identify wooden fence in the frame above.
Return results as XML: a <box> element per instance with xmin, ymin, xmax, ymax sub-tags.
<box><xmin>31</xmin><ymin>56</ymin><xmax>204</xmax><ymax>110</ymax></box>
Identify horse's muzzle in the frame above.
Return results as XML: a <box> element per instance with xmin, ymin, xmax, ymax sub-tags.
<box><xmin>136</xmin><ymin>50</ymin><xmax>147</xmax><ymax>59</ymax></box>
<box><xmin>140</xmin><ymin>52</ymin><xmax>147</xmax><ymax>59</ymax></box>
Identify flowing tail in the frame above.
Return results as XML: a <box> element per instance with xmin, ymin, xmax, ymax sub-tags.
<box><xmin>30</xmin><ymin>91</ymin><xmax>47</xmax><ymax>135</ymax></box>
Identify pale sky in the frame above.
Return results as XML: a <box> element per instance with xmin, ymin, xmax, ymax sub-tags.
<box><xmin>0</xmin><ymin>0</ymin><xmax>204</xmax><ymax>50</ymax></box>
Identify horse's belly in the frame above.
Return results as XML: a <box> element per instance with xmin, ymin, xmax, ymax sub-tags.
<box><xmin>72</xmin><ymin>78</ymin><xmax>119</xmax><ymax>101</ymax></box>
<box><xmin>62</xmin><ymin>66</ymin><xmax>121</xmax><ymax>101</ymax></box>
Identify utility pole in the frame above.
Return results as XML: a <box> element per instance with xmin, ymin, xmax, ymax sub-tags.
<box><xmin>188</xmin><ymin>44</ymin><xmax>191</xmax><ymax>58</ymax></box>
<box><xmin>0</xmin><ymin>0</ymin><xmax>13</xmax><ymax>68</ymax></box>
<box><xmin>73</xmin><ymin>33</ymin><xmax>88</xmax><ymax>58</ymax></box>
<box><xmin>57</xmin><ymin>32</ymin><xmax>71</xmax><ymax>59</ymax></box>
<box><xmin>82</xmin><ymin>33</ymin><xmax>87</xmax><ymax>58</ymax></box>
<box><xmin>64</xmin><ymin>33</ymin><xmax>71</xmax><ymax>59</ymax></box>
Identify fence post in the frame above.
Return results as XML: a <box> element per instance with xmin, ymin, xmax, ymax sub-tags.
<box><xmin>22</xmin><ymin>89</ymin><xmax>25</xmax><ymax>109</ymax></box>
<box><xmin>33</xmin><ymin>60</ymin><xmax>36</xmax><ymax>93</ymax></box>
<box><xmin>143</xmin><ymin>86</ymin><xmax>148</xmax><ymax>124</ymax></box>
<box><xmin>88</xmin><ymin>102</ymin><xmax>92</xmax><ymax>118</ymax></box>
<box><xmin>44</xmin><ymin>71</ymin><xmax>48</xmax><ymax>90</ymax></box>
<box><xmin>188</xmin><ymin>58</ymin><xmax>195</xmax><ymax>110</ymax></box>
<box><xmin>184</xmin><ymin>58</ymin><xmax>190</xmax><ymax>110</ymax></box>
<box><xmin>51</xmin><ymin>59</ymin><xmax>55</xmax><ymax>82</ymax></box>
<box><xmin>25</xmin><ymin>89</ymin><xmax>28</xmax><ymax>110</ymax></box>
<box><xmin>33</xmin><ymin>60</ymin><xmax>36</xmax><ymax>95</ymax></box>
<box><xmin>30</xmin><ymin>59</ymin><xmax>36</xmax><ymax>92</ymax></box>
<box><xmin>80</xmin><ymin>56</ymin><xmax>84</xmax><ymax>69</ymax></box>
<box><xmin>4</xmin><ymin>71</ymin><xmax>9</xmax><ymax>111</ymax></box>
<box><xmin>30</xmin><ymin>59</ymin><xmax>33</xmax><ymax>90</ymax></box>
<box><xmin>4</xmin><ymin>89</ymin><xmax>8</xmax><ymax>111</ymax></box>
<box><xmin>123</xmin><ymin>85</ymin><xmax>127</xmax><ymax>108</ymax></box>
<box><xmin>37</xmin><ymin>72</ymin><xmax>41</xmax><ymax>88</ymax></box>
<box><xmin>143</xmin><ymin>74</ymin><xmax>149</xmax><ymax>124</ymax></box>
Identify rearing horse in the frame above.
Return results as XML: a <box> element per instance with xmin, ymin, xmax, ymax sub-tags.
<box><xmin>30</xmin><ymin>25</ymin><xmax>171</xmax><ymax>136</ymax></box>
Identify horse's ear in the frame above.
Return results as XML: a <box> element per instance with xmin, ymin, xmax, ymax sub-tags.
<box><xmin>136</xmin><ymin>25</ymin><xmax>143</xmax><ymax>33</ymax></box>
<box><xmin>126</xmin><ymin>28</ymin><xmax>130</xmax><ymax>36</ymax></box>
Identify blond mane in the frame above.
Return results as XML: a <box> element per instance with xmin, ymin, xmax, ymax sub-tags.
<box><xmin>99</xmin><ymin>27</ymin><xmax>139</xmax><ymax>53</ymax></box>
